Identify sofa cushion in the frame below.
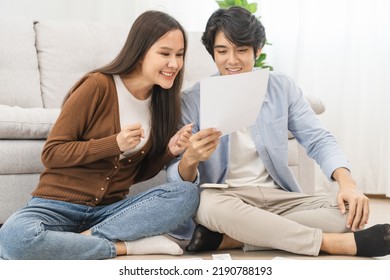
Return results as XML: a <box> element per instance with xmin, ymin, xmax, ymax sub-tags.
<box><xmin>0</xmin><ymin>105</ymin><xmax>60</xmax><ymax>139</ymax></box>
<box><xmin>0</xmin><ymin>18</ymin><xmax>43</xmax><ymax>108</ymax></box>
<box><xmin>35</xmin><ymin>20</ymin><xmax>129</xmax><ymax>108</ymax></box>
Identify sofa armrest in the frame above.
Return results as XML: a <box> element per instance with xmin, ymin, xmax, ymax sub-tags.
<box><xmin>305</xmin><ymin>94</ymin><xmax>325</xmax><ymax>115</ymax></box>
<box><xmin>288</xmin><ymin>95</ymin><xmax>325</xmax><ymax>140</ymax></box>
<box><xmin>287</xmin><ymin>95</ymin><xmax>325</xmax><ymax>193</ymax></box>
<box><xmin>288</xmin><ymin>138</ymin><xmax>316</xmax><ymax>194</ymax></box>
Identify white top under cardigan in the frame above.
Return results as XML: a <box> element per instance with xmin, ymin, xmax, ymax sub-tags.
<box><xmin>114</xmin><ymin>75</ymin><xmax>151</xmax><ymax>157</ymax></box>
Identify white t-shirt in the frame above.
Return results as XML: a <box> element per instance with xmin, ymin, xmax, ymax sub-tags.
<box><xmin>114</xmin><ymin>75</ymin><xmax>151</xmax><ymax>157</ymax></box>
<box><xmin>225</xmin><ymin>127</ymin><xmax>279</xmax><ymax>188</ymax></box>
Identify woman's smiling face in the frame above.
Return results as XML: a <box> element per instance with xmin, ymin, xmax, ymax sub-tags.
<box><xmin>140</xmin><ymin>29</ymin><xmax>185</xmax><ymax>89</ymax></box>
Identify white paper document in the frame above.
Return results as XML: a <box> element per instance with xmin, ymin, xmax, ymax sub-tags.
<box><xmin>200</xmin><ymin>69</ymin><xmax>269</xmax><ymax>136</ymax></box>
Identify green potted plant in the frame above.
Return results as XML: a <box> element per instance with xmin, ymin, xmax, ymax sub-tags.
<box><xmin>215</xmin><ymin>0</ymin><xmax>273</xmax><ymax>70</ymax></box>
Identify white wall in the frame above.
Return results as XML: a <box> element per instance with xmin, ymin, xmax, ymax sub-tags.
<box><xmin>258</xmin><ymin>0</ymin><xmax>390</xmax><ymax>196</ymax></box>
<box><xmin>0</xmin><ymin>0</ymin><xmax>218</xmax><ymax>30</ymax></box>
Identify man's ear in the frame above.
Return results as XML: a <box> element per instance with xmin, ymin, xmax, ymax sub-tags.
<box><xmin>255</xmin><ymin>48</ymin><xmax>262</xmax><ymax>59</ymax></box>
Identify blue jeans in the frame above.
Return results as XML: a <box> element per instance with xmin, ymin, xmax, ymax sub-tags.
<box><xmin>0</xmin><ymin>182</ymin><xmax>199</xmax><ymax>260</ymax></box>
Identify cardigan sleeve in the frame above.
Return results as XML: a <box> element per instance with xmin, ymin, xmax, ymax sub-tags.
<box><xmin>41</xmin><ymin>74</ymin><xmax>122</xmax><ymax>168</ymax></box>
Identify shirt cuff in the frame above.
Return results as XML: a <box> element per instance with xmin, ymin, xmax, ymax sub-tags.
<box><xmin>166</xmin><ymin>160</ymin><xmax>200</xmax><ymax>186</ymax></box>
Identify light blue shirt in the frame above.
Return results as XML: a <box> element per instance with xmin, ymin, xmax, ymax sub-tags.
<box><xmin>167</xmin><ymin>69</ymin><xmax>350</xmax><ymax>192</ymax></box>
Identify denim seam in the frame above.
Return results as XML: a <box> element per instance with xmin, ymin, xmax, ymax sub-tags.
<box><xmin>106</xmin><ymin>239</ymin><xmax>117</xmax><ymax>258</ymax></box>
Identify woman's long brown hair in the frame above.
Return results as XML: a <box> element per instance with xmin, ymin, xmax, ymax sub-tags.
<box><xmin>63</xmin><ymin>10</ymin><xmax>187</xmax><ymax>158</ymax></box>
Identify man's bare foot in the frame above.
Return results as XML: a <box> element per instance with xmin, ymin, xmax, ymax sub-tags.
<box><xmin>321</xmin><ymin>232</ymin><xmax>356</xmax><ymax>255</ymax></box>
<box><xmin>219</xmin><ymin>234</ymin><xmax>243</xmax><ymax>250</ymax></box>
<box><xmin>80</xmin><ymin>229</ymin><xmax>91</xmax><ymax>236</ymax></box>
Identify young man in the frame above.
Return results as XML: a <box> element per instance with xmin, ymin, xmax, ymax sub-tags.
<box><xmin>167</xmin><ymin>6</ymin><xmax>390</xmax><ymax>257</ymax></box>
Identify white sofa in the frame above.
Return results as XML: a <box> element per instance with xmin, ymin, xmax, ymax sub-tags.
<box><xmin>0</xmin><ymin>18</ymin><xmax>324</xmax><ymax>225</ymax></box>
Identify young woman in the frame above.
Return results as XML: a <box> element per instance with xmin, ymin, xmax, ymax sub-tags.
<box><xmin>0</xmin><ymin>10</ymin><xmax>198</xmax><ymax>260</ymax></box>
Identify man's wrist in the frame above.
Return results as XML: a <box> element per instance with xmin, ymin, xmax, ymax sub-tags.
<box><xmin>332</xmin><ymin>167</ymin><xmax>357</xmax><ymax>189</ymax></box>
<box><xmin>178</xmin><ymin>155</ymin><xmax>199</xmax><ymax>182</ymax></box>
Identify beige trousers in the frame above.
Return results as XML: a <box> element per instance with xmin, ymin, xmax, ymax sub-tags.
<box><xmin>195</xmin><ymin>186</ymin><xmax>349</xmax><ymax>256</ymax></box>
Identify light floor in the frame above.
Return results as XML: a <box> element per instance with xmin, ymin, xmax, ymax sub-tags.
<box><xmin>114</xmin><ymin>196</ymin><xmax>390</xmax><ymax>260</ymax></box>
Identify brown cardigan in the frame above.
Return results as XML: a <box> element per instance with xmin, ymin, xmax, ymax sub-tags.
<box><xmin>32</xmin><ymin>73</ymin><xmax>174</xmax><ymax>206</ymax></box>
